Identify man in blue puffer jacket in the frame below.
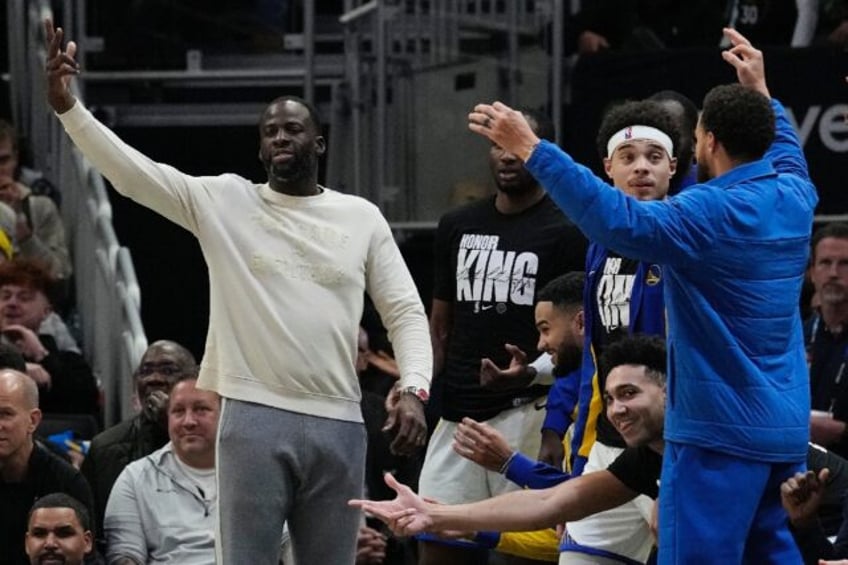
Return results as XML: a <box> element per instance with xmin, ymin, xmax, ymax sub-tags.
<box><xmin>468</xmin><ymin>28</ymin><xmax>817</xmax><ymax>564</ymax></box>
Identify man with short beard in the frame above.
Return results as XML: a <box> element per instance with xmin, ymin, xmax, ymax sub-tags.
<box><xmin>807</xmin><ymin>223</ymin><xmax>848</xmax><ymax>459</ymax></box>
<box><xmin>45</xmin><ymin>19</ymin><xmax>431</xmax><ymax>565</ymax></box>
<box><xmin>25</xmin><ymin>493</ymin><xmax>93</xmax><ymax>565</ymax></box>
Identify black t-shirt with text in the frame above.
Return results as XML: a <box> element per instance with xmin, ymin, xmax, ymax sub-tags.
<box><xmin>433</xmin><ymin>195</ymin><xmax>587</xmax><ymax>421</ymax></box>
<box><xmin>592</xmin><ymin>250</ymin><xmax>639</xmax><ymax>447</ymax></box>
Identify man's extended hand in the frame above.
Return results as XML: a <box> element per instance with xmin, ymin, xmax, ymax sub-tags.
<box><xmin>721</xmin><ymin>27</ymin><xmax>770</xmax><ymax>98</ymax></box>
<box><xmin>452</xmin><ymin>417</ymin><xmax>513</xmax><ymax>473</ymax></box>
<box><xmin>44</xmin><ymin>18</ymin><xmax>79</xmax><ymax>114</ymax></box>
<box><xmin>479</xmin><ymin>343</ymin><xmax>535</xmax><ymax>390</ymax></box>
<box><xmin>383</xmin><ymin>386</ymin><xmax>427</xmax><ymax>456</ymax></box>
<box><xmin>780</xmin><ymin>468</ymin><xmax>830</xmax><ymax>529</ymax></box>
<box><xmin>349</xmin><ymin>473</ymin><xmax>434</xmax><ymax>536</ymax></box>
<box><xmin>468</xmin><ymin>102</ymin><xmax>541</xmax><ymax>162</ymax></box>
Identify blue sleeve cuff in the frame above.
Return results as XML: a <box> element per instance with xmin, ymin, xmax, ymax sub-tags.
<box><xmin>474</xmin><ymin>531</ymin><xmax>501</xmax><ymax>549</ymax></box>
<box><xmin>505</xmin><ymin>452</ymin><xmax>543</xmax><ymax>486</ymax></box>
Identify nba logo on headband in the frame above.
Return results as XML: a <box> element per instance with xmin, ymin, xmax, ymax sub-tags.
<box><xmin>624</xmin><ymin>127</ymin><xmax>633</xmax><ymax>140</ymax></box>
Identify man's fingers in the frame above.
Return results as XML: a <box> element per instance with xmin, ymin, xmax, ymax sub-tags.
<box><xmin>723</xmin><ymin>27</ymin><xmax>752</xmax><ymax>47</ymax></box>
<box><xmin>67</xmin><ymin>40</ymin><xmax>78</xmax><ymax>60</ymax></box>
<box><xmin>492</xmin><ymin>101</ymin><xmax>511</xmax><ymax>113</ymax></box>
<box><xmin>44</xmin><ymin>19</ymin><xmax>58</xmax><ymax>55</ymax></box>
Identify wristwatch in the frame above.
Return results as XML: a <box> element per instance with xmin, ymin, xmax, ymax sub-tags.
<box><xmin>399</xmin><ymin>385</ymin><xmax>429</xmax><ymax>404</ymax></box>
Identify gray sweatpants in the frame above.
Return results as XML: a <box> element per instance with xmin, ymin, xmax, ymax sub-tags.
<box><xmin>215</xmin><ymin>398</ymin><xmax>366</xmax><ymax>564</ymax></box>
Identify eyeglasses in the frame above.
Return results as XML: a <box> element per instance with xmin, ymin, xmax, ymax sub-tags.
<box><xmin>136</xmin><ymin>362</ymin><xmax>184</xmax><ymax>377</ymax></box>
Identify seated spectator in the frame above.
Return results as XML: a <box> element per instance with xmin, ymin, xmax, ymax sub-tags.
<box><xmin>25</xmin><ymin>492</ymin><xmax>94</xmax><ymax>565</ymax></box>
<box><xmin>0</xmin><ymin>369</ymin><xmax>95</xmax><ymax>564</ymax></box>
<box><xmin>0</xmin><ymin>120</ymin><xmax>71</xmax><ymax>280</ymax></box>
<box><xmin>104</xmin><ymin>376</ymin><xmax>219</xmax><ymax>564</ymax></box>
<box><xmin>0</xmin><ymin>259</ymin><xmax>98</xmax><ymax>415</ymax></box>
<box><xmin>81</xmin><ymin>340</ymin><xmax>196</xmax><ymax>541</ymax></box>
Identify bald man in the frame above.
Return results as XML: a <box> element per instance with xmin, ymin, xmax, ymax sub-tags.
<box><xmin>0</xmin><ymin>369</ymin><xmax>94</xmax><ymax>564</ymax></box>
<box><xmin>81</xmin><ymin>340</ymin><xmax>197</xmax><ymax>540</ymax></box>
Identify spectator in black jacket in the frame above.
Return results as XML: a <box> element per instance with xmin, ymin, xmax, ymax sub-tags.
<box><xmin>80</xmin><ymin>340</ymin><xmax>196</xmax><ymax>546</ymax></box>
<box><xmin>0</xmin><ymin>259</ymin><xmax>97</xmax><ymax>416</ymax></box>
<box><xmin>0</xmin><ymin>369</ymin><xmax>95</xmax><ymax>565</ymax></box>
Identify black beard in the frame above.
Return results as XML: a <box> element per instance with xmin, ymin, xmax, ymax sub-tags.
<box><xmin>553</xmin><ymin>344</ymin><xmax>582</xmax><ymax>377</ymax></box>
<box><xmin>268</xmin><ymin>152</ymin><xmax>317</xmax><ymax>185</ymax></box>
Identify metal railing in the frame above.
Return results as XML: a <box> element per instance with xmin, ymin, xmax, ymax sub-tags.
<box><xmin>10</xmin><ymin>0</ymin><xmax>148</xmax><ymax>425</ymax></box>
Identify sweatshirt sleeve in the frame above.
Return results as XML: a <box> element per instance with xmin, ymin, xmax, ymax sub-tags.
<box><xmin>365</xmin><ymin>206</ymin><xmax>432</xmax><ymax>391</ymax></box>
<box><xmin>56</xmin><ymin>101</ymin><xmax>219</xmax><ymax>235</ymax></box>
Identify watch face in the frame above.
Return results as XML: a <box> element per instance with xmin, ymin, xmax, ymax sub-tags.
<box><xmin>405</xmin><ymin>386</ymin><xmax>429</xmax><ymax>403</ymax></box>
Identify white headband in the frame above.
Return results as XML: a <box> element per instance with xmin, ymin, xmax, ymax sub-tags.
<box><xmin>606</xmin><ymin>125</ymin><xmax>674</xmax><ymax>158</ymax></box>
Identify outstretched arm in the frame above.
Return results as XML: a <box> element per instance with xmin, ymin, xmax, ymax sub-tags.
<box><xmin>350</xmin><ymin>468</ymin><xmax>635</xmax><ymax>537</ymax></box>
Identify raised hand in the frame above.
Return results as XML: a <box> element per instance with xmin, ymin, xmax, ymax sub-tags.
<box><xmin>452</xmin><ymin>417</ymin><xmax>514</xmax><ymax>472</ymax></box>
<box><xmin>780</xmin><ymin>468</ymin><xmax>830</xmax><ymax>529</ymax></box>
<box><xmin>349</xmin><ymin>473</ymin><xmax>434</xmax><ymax>536</ymax></box>
<box><xmin>44</xmin><ymin>18</ymin><xmax>79</xmax><ymax>113</ymax></box>
<box><xmin>468</xmin><ymin>102</ymin><xmax>541</xmax><ymax>162</ymax></box>
<box><xmin>479</xmin><ymin>343</ymin><xmax>533</xmax><ymax>389</ymax></box>
<box><xmin>720</xmin><ymin>27</ymin><xmax>769</xmax><ymax>98</ymax></box>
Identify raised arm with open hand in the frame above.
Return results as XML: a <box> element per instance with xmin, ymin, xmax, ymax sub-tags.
<box><xmin>44</xmin><ymin>18</ymin><xmax>79</xmax><ymax>114</ymax></box>
<box><xmin>721</xmin><ymin>27</ymin><xmax>770</xmax><ymax>98</ymax></box>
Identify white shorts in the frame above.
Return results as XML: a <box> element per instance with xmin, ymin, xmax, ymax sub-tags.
<box><xmin>418</xmin><ymin>400</ymin><xmax>547</xmax><ymax>503</ymax></box>
<box><xmin>560</xmin><ymin>442</ymin><xmax>654</xmax><ymax>564</ymax></box>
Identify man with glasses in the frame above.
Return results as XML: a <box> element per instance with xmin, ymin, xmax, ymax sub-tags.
<box><xmin>80</xmin><ymin>340</ymin><xmax>197</xmax><ymax>544</ymax></box>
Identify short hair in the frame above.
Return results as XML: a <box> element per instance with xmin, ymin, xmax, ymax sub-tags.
<box><xmin>28</xmin><ymin>493</ymin><xmax>91</xmax><ymax>532</ymax></box>
<box><xmin>0</xmin><ymin>119</ymin><xmax>18</xmax><ymax>151</ymax></box>
<box><xmin>0</xmin><ymin>342</ymin><xmax>27</xmax><ymax>371</ymax></box>
<box><xmin>518</xmin><ymin>107</ymin><xmax>556</xmax><ymax>142</ymax></box>
<box><xmin>648</xmin><ymin>91</ymin><xmax>698</xmax><ymax>193</ymax></box>
<box><xmin>648</xmin><ymin>91</ymin><xmax>699</xmax><ymax>136</ymax></box>
<box><xmin>262</xmin><ymin>95</ymin><xmax>323</xmax><ymax>134</ymax></box>
<box><xmin>536</xmin><ymin>271</ymin><xmax>585</xmax><ymax>310</ymax></box>
<box><xmin>166</xmin><ymin>376</ymin><xmax>219</xmax><ymax>410</ymax></box>
<box><xmin>700</xmin><ymin>84</ymin><xmax>774</xmax><ymax>162</ymax></box>
<box><xmin>598</xmin><ymin>334</ymin><xmax>667</xmax><ymax>388</ymax></box>
<box><xmin>596</xmin><ymin>100</ymin><xmax>682</xmax><ymax>161</ymax></box>
<box><xmin>0</xmin><ymin>369</ymin><xmax>38</xmax><ymax>409</ymax></box>
<box><xmin>811</xmin><ymin>223</ymin><xmax>848</xmax><ymax>262</ymax></box>
<box><xmin>0</xmin><ymin>258</ymin><xmax>58</xmax><ymax>304</ymax></box>
<box><xmin>136</xmin><ymin>340</ymin><xmax>198</xmax><ymax>379</ymax></box>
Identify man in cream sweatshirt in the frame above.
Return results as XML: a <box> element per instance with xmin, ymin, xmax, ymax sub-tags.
<box><xmin>44</xmin><ymin>19</ymin><xmax>432</xmax><ymax>565</ymax></box>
